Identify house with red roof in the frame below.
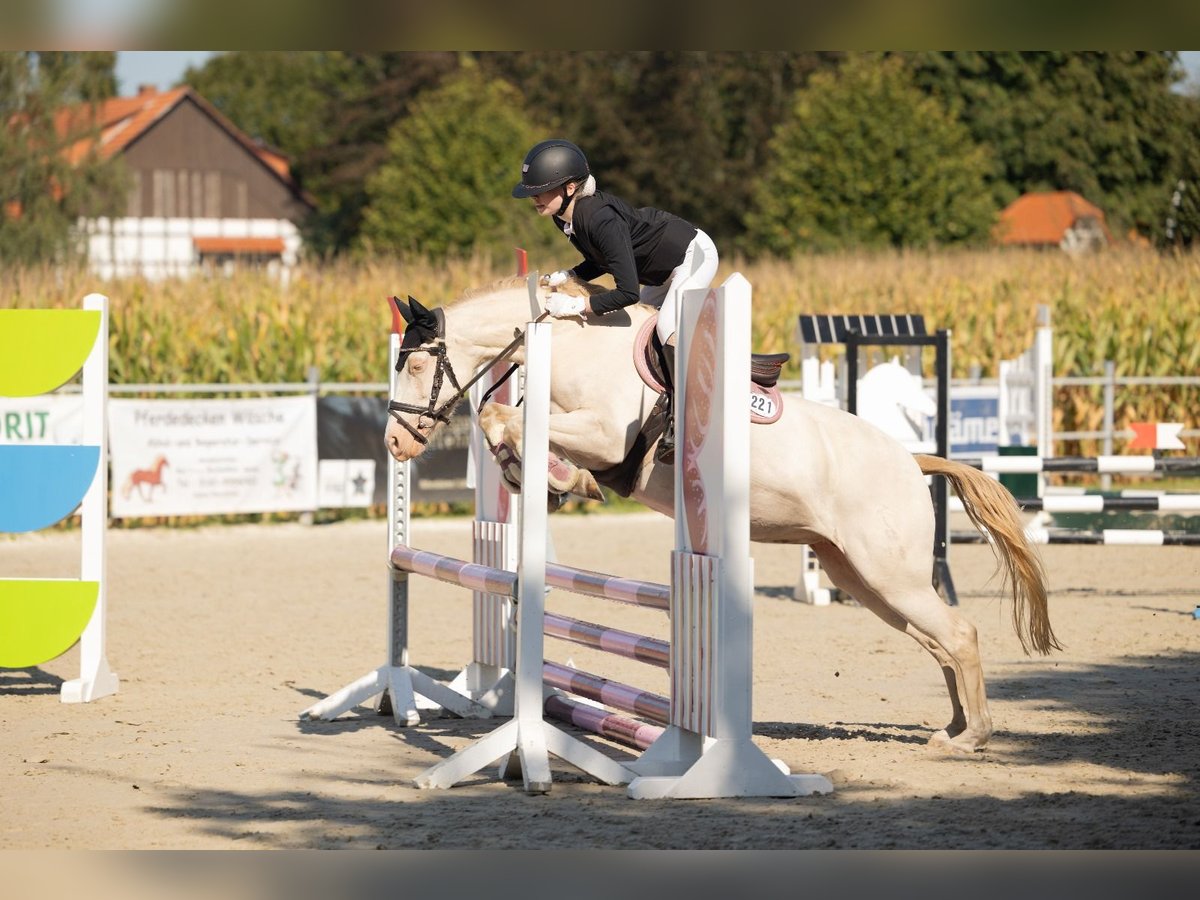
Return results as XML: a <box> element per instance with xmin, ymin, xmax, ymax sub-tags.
<box><xmin>994</xmin><ymin>190</ymin><xmax>1113</xmax><ymax>253</ymax></box>
<box><xmin>60</xmin><ymin>85</ymin><xmax>315</xmax><ymax>279</ymax></box>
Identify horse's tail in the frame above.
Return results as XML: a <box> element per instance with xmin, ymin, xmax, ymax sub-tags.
<box><xmin>120</xmin><ymin>475</ymin><xmax>133</xmax><ymax>500</ymax></box>
<box><xmin>916</xmin><ymin>454</ymin><xmax>1061</xmax><ymax>656</ymax></box>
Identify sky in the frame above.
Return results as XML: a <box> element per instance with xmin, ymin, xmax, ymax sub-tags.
<box><xmin>114</xmin><ymin>50</ymin><xmax>1200</xmax><ymax>96</ymax></box>
<box><xmin>114</xmin><ymin>50</ymin><xmax>219</xmax><ymax>93</ymax></box>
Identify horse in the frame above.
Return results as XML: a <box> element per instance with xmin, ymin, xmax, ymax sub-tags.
<box><xmin>856</xmin><ymin>358</ymin><xmax>938</xmax><ymax>450</ymax></box>
<box><xmin>384</xmin><ymin>275</ymin><xmax>1059</xmax><ymax>753</ymax></box>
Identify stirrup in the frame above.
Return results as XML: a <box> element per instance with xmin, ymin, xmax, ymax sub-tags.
<box><xmin>655</xmin><ymin>412</ymin><xmax>675</xmax><ymax>464</ymax></box>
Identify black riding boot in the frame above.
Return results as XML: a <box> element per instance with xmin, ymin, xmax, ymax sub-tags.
<box><xmin>655</xmin><ymin>337</ymin><xmax>677</xmax><ymax>464</ymax></box>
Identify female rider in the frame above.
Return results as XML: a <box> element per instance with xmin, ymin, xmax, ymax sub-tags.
<box><xmin>512</xmin><ymin>139</ymin><xmax>718</xmax><ymax>463</ymax></box>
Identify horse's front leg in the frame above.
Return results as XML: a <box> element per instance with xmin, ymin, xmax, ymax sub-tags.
<box><xmin>478</xmin><ymin>403</ymin><xmax>526</xmax><ymax>494</ymax></box>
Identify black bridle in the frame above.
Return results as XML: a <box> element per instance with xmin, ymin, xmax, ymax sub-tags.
<box><xmin>386</xmin><ymin>295</ymin><xmax>544</xmax><ymax>446</ymax></box>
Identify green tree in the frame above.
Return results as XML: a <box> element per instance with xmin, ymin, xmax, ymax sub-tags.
<box><xmin>358</xmin><ymin>65</ymin><xmax>556</xmax><ymax>262</ymax></box>
<box><xmin>184</xmin><ymin>51</ymin><xmax>461</xmax><ymax>256</ymax></box>
<box><xmin>477</xmin><ymin>51</ymin><xmax>836</xmax><ymax>249</ymax></box>
<box><xmin>1162</xmin><ymin>90</ymin><xmax>1200</xmax><ymax>247</ymax></box>
<box><xmin>183</xmin><ymin>51</ymin><xmax>351</xmax><ymax>159</ymax></box>
<box><xmin>744</xmin><ymin>55</ymin><xmax>995</xmax><ymax>254</ymax></box>
<box><xmin>0</xmin><ymin>52</ymin><xmax>128</xmax><ymax>266</ymax></box>
<box><xmin>902</xmin><ymin>51</ymin><xmax>1192</xmax><ymax>240</ymax></box>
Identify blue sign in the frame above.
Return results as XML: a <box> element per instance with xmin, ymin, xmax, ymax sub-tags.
<box><xmin>949</xmin><ymin>388</ymin><xmax>1000</xmax><ymax>455</ymax></box>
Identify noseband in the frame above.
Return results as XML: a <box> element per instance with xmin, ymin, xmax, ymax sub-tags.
<box><xmin>386</xmin><ymin>338</ymin><xmax>465</xmax><ymax>446</ymax></box>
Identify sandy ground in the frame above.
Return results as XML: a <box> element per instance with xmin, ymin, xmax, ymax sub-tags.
<box><xmin>2</xmin><ymin>511</ymin><xmax>1199</xmax><ymax>850</ymax></box>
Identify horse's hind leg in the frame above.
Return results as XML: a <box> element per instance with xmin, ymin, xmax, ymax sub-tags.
<box><xmin>812</xmin><ymin>541</ymin><xmax>992</xmax><ymax>752</ymax></box>
<box><xmin>905</xmin><ymin>624</ymin><xmax>972</xmax><ymax>744</ymax></box>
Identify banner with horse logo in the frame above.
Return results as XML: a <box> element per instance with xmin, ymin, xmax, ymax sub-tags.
<box><xmin>108</xmin><ymin>396</ymin><xmax>317</xmax><ymax>517</ymax></box>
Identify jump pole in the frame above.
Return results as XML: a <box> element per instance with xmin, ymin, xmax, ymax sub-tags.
<box><xmin>61</xmin><ymin>295</ymin><xmax>118</xmax><ymax>702</ymax></box>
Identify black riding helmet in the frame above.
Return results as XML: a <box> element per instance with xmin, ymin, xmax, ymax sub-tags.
<box><xmin>511</xmin><ymin>139</ymin><xmax>590</xmax><ymax>198</ymax></box>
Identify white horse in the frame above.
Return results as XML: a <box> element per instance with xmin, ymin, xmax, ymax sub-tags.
<box><xmin>384</xmin><ymin>275</ymin><xmax>1059</xmax><ymax>753</ymax></box>
<box><xmin>857</xmin><ymin>358</ymin><xmax>937</xmax><ymax>449</ymax></box>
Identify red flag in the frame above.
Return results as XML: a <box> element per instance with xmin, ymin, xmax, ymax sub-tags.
<box><xmin>1129</xmin><ymin>422</ymin><xmax>1185</xmax><ymax>450</ymax></box>
<box><xmin>1129</xmin><ymin>422</ymin><xmax>1156</xmax><ymax>449</ymax></box>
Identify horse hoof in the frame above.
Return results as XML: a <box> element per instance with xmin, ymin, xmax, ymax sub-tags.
<box><xmin>928</xmin><ymin>729</ymin><xmax>985</xmax><ymax>754</ymax></box>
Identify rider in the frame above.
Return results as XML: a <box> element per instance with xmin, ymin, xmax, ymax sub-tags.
<box><xmin>511</xmin><ymin>139</ymin><xmax>718</xmax><ymax>464</ymax></box>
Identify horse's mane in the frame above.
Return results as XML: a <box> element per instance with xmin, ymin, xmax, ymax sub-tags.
<box><xmin>455</xmin><ymin>273</ymin><xmax>604</xmax><ymax>304</ymax></box>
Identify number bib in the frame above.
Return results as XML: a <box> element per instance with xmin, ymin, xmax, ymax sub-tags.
<box><xmin>749</xmin><ymin>384</ymin><xmax>783</xmax><ymax>425</ymax></box>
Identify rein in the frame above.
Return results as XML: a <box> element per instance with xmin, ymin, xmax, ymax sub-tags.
<box><xmin>387</xmin><ymin>313</ymin><xmax>549</xmax><ymax>446</ymax></box>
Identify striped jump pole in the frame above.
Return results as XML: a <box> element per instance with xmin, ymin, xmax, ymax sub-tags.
<box><xmin>544</xmin><ymin>695</ymin><xmax>664</xmax><ymax>751</ymax></box>
<box><xmin>543</xmin><ymin>612</ymin><xmax>670</xmax><ymax>668</ymax></box>
<box><xmin>952</xmin><ymin>529</ymin><xmax>1200</xmax><ymax>547</ymax></box>
<box><xmin>960</xmin><ymin>455</ymin><xmax>1200</xmax><ymax>475</ymax></box>
<box><xmin>949</xmin><ymin>494</ymin><xmax>1200</xmax><ymax>514</ymax></box>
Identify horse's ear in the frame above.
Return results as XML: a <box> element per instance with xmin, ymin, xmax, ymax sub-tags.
<box><xmin>392</xmin><ymin>296</ymin><xmax>414</xmax><ymax>326</ymax></box>
<box><xmin>407</xmin><ymin>295</ymin><xmax>441</xmax><ymax>342</ymax></box>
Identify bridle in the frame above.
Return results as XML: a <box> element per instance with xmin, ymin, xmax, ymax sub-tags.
<box><xmin>386</xmin><ymin>296</ymin><xmax>546</xmax><ymax>446</ymax></box>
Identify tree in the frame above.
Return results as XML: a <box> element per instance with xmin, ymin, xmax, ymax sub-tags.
<box><xmin>902</xmin><ymin>51</ymin><xmax>1193</xmax><ymax>240</ymax></box>
<box><xmin>1162</xmin><ymin>91</ymin><xmax>1200</xmax><ymax>247</ymax></box>
<box><xmin>0</xmin><ymin>52</ymin><xmax>128</xmax><ymax>266</ymax></box>
<box><xmin>744</xmin><ymin>55</ymin><xmax>996</xmax><ymax>254</ymax></box>
<box><xmin>184</xmin><ymin>51</ymin><xmax>462</xmax><ymax>256</ymax></box>
<box><xmin>477</xmin><ymin>51</ymin><xmax>837</xmax><ymax>248</ymax></box>
<box><xmin>357</xmin><ymin>64</ymin><xmax>557</xmax><ymax>262</ymax></box>
<box><xmin>183</xmin><ymin>51</ymin><xmax>350</xmax><ymax>159</ymax></box>
<box><xmin>291</xmin><ymin>52</ymin><xmax>461</xmax><ymax>256</ymax></box>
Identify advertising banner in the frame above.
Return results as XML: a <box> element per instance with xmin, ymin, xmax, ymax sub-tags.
<box><xmin>108</xmin><ymin>396</ymin><xmax>317</xmax><ymax>517</ymax></box>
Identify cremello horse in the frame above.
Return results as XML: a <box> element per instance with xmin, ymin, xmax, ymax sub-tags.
<box><xmin>384</xmin><ymin>275</ymin><xmax>1059</xmax><ymax>753</ymax></box>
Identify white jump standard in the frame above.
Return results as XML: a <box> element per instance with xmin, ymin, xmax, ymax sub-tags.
<box><xmin>298</xmin><ymin>328</ymin><xmax>493</xmax><ymax>727</ymax></box>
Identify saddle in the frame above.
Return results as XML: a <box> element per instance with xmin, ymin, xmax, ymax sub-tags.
<box><xmin>633</xmin><ymin>314</ymin><xmax>787</xmax><ymax>425</ymax></box>
<box><xmin>586</xmin><ymin>312</ymin><xmax>792</xmax><ymax>500</ymax></box>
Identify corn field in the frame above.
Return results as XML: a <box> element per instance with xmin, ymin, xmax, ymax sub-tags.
<box><xmin>5</xmin><ymin>247</ymin><xmax>1198</xmax><ymax>456</ymax></box>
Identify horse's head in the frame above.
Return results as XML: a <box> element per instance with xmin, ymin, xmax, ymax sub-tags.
<box><xmin>858</xmin><ymin>359</ymin><xmax>936</xmax><ymax>443</ymax></box>
<box><xmin>384</xmin><ymin>275</ymin><xmax>618</xmax><ymax>463</ymax></box>
<box><xmin>385</xmin><ymin>295</ymin><xmax>460</xmax><ymax>461</ymax></box>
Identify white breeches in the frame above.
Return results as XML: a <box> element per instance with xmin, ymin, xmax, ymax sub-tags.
<box><xmin>639</xmin><ymin>228</ymin><xmax>718</xmax><ymax>345</ymax></box>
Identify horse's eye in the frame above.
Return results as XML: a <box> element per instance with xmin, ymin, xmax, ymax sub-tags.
<box><xmin>408</xmin><ymin>355</ymin><xmax>427</xmax><ymax>374</ymax></box>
